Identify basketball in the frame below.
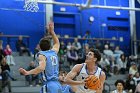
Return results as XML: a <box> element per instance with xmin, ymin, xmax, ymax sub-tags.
<box><xmin>85</xmin><ymin>75</ymin><xmax>101</xmax><ymax>90</ymax></box>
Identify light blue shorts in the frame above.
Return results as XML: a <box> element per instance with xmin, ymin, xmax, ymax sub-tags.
<box><xmin>40</xmin><ymin>81</ymin><xmax>62</xmax><ymax>93</ymax></box>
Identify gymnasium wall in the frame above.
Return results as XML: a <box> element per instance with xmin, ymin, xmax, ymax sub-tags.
<box><xmin>0</xmin><ymin>0</ymin><xmax>45</xmax><ymax>52</ymax></box>
<box><xmin>54</xmin><ymin>0</ymin><xmax>130</xmax><ymax>55</ymax></box>
<box><xmin>135</xmin><ymin>0</ymin><xmax>140</xmax><ymax>40</ymax></box>
<box><xmin>0</xmin><ymin>0</ymin><xmax>135</xmax><ymax>55</ymax></box>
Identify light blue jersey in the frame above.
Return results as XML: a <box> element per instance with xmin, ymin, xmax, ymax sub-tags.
<box><xmin>38</xmin><ymin>50</ymin><xmax>62</xmax><ymax>93</ymax></box>
<box><xmin>62</xmin><ymin>85</ymin><xmax>74</xmax><ymax>93</ymax></box>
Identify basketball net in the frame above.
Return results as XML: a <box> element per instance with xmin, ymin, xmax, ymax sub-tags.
<box><xmin>24</xmin><ymin>0</ymin><xmax>39</xmax><ymax>12</ymax></box>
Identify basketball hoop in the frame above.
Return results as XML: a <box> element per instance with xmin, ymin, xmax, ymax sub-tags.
<box><xmin>24</xmin><ymin>0</ymin><xmax>39</xmax><ymax>12</ymax></box>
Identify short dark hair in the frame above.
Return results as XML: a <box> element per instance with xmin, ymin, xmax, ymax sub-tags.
<box><xmin>89</xmin><ymin>48</ymin><xmax>101</xmax><ymax>62</ymax></box>
<box><xmin>115</xmin><ymin>79</ymin><xmax>125</xmax><ymax>87</ymax></box>
<box><xmin>39</xmin><ymin>37</ymin><xmax>51</xmax><ymax>51</ymax></box>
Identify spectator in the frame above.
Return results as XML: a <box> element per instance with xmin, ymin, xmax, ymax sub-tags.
<box><xmin>133</xmin><ymin>72</ymin><xmax>140</xmax><ymax>86</ymax></box>
<box><xmin>109</xmin><ymin>56</ymin><xmax>119</xmax><ymax>75</ymax></box>
<box><xmin>67</xmin><ymin>42</ymin><xmax>72</xmax><ymax>51</ymax></box>
<box><xmin>125</xmin><ymin>74</ymin><xmax>136</xmax><ymax>93</ymax></box>
<box><xmin>25</xmin><ymin>61</ymin><xmax>40</xmax><ymax>86</ymax></box>
<box><xmin>16</xmin><ymin>36</ymin><xmax>31</xmax><ymax>56</ymax></box>
<box><xmin>1</xmin><ymin>56</ymin><xmax>16</xmax><ymax>93</ymax></box>
<box><xmin>103</xmin><ymin>44</ymin><xmax>114</xmax><ymax>58</ymax></box>
<box><xmin>114</xmin><ymin>46</ymin><xmax>124</xmax><ymax>55</ymax></box>
<box><xmin>1</xmin><ymin>56</ymin><xmax>16</xmax><ymax>81</ymax></box>
<box><xmin>59</xmin><ymin>41</ymin><xmax>67</xmax><ymax>56</ymax></box>
<box><xmin>112</xmin><ymin>79</ymin><xmax>126</xmax><ymax>93</ymax></box>
<box><xmin>83</xmin><ymin>30</ymin><xmax>92</xmax><ymax>45</ymax></box>
<box><xmin>59</xmin><ymin>41</ymin><xmax>67</xmax><ymax>69</ymax></box>
<box><xmin>67</xmin><ymin>45</ymin><xmax>78</xmax><ymax>68</ymax></box>
<box><xmin>129</xmin><ymin>62</ymin><xmax>138</xmax><ymax>76</ymax></box>
<box><xmin>127</xmin><ymin>55</ymin><xmax>136</xmax><ymax>72</ymax></box>
<box><xmin>0</xmin><ymin>40</ymin><xmax>6</xmax><ymax>57</ymax></box>
<box><xmin>4</xmin><ymin>44</ymin><xmax>15</xmax><ymax>66</ymax></box>
<box><xmin>83</xmin><ymin>30</ymin><xmax>91</xmax><ymax>39</ymax></box>
<box><xmin>100</xmin><ymin>55</ymin><xmax>111</xmax><ymax>78</ymax></box>
<box><xmin>117</xmin><ymin>54</ymin><xmax>127</xmax><ymax>74</ymax></box>
<box><xmin>72</xmin><ymin>38</ymin><xmax>82</xmax><ymax>53</ymax></box>
<box><xmin>33</xmin><ymin>44</ymin><xmax>40</xmax><ymax>60</ymax></box>
<box><xmin>94</xmin><ymin>40</ymin><xmax>103</xmax><ymax>52</ymax></box>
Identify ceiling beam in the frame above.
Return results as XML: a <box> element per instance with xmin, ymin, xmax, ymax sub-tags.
<box><xmin>37</xmin><ymin>0</ymin><xmax>140</xmax><ymax>11</ymax></box>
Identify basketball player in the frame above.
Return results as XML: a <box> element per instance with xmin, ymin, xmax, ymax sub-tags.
<box><xmin>64</xmin><ymin>48</ymin><xmax>106</xmax><ymax>93</ymax></box>
<box><xmin>19</xmin><ymin>22</ymin><xmax>62</xmax><ymax>93</ymax></box>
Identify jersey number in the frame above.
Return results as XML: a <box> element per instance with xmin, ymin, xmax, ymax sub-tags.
<box><xmin>50</xmin><ymin>56</ymin><xmax>57</xmax><ymax>66</ymax></box>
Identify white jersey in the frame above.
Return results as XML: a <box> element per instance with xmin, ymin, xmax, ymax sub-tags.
<box><xmin>112</xmin><ymin>90</ymin><xmax>127</xmax><ymax>93</ymax></box>
<box><xmin>75</xmin><ymin>63</ymin><xmax>102</xmax><ymax>93</ymax></box>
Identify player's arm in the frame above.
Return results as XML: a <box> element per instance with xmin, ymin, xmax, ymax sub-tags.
<box><xmin>48</xmin><ymin>22</ymin><xmax>60</xmax><ymax>53</ymax></box>
<box><xmin>96</xmin><ymin>71</ymin><xmax>106</xmax><ymax>93</ymax></box>
<box><xmin>19</xmin><ymin>55</ymin><xmax>46</xmax><ymax>75</ymax></box>
<box><xmin>64</xmin><ymin>64</ymin><xmax>85</xmax><ymax>85</ymax></box>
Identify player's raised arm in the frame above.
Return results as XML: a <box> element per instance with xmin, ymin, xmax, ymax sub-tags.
<box><xmin>47</xmin><ymin>22</ymin><xmax>60</xmax><ymax>53</ymax></box>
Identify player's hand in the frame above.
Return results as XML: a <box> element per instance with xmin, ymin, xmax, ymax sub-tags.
<box><xmin>19</xmin><ymin>68</ymin><xmax>28</xmax><ymax>75</ymax></box>
<box><xmin>85</xmin><ymin>75</ymin><xmax>93</xmax><ymax>82</ymax></box>
<box><xmin>47</xmin><ymin>22</ymin><xmax>54</xmax><ymax>34</ymax></box>
<box><xmin>80</xmin><ymin>80</ymin><xmax>86</xmax><ymax>85</ymax></box>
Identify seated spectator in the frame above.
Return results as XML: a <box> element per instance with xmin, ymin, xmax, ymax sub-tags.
<box><xmin>1</xmin><ymin>70</ymin><xmax>11</xmax><ymax>93</ymax></box>
<box><xmin>125</xmin><ymin>74</ymin><xmax>136</xmax><ymax>93</ymax></box>
<box><xmin>59</xmin><ymin>41</ymin><xmax>67</xmax><ymax>58</ymax></box>
<box><xmin>33</xmin><ymin>44</ymin><xmax>40</xmax><ymax>60</ymax></box>
<box><xmin>100</xmin><ymin>56</ymin><xmax>111</xmax><ymax>78</ymax></box>
<box><xmin>129</xmin><ymin>62</ymin><xmax>138</xmax><ymax>76</ymax></box>
<box><xmin>67</xmin><ymin>45</ymin><xmax>78</xmax><ymax>68</ymax></box>
<box><xmin>83</xmin><ymin>44</ymin><xmax>90</xmax><ymax>54</ymax></box>
<box><xmin>114</xmin><ymin>46</ymin><xmax>124</xmax><ymax>60</ymax></box>
<box><xmin>16</xmin><ymin>36</ymin><xmax>31</xmax><ymax>56</ymax></box>
<box><xmin>94</xmin><ymin>40</ymin><xmax>103</xmax><ymax>52</ymax></box>
<box><xmin>1</xmin><ymin>56</ymin><xmax>16</xmax><ymax>81</ymax></box>
<box><xmin>133</xmin><ymin>72</ymin><xmax>140</xmax><ymax>86</ymax></box>
<box><xmin>117</xmin><ymin>54</ymin><xmax>127</xmax><ymax>74</ymax></box>
<box><xmin>59</xmin><ymin>41</ymin><xmax>67</xmax><ymax>69</ymax></box>
<box><xmin>25</xmin><ymin>61</ymin><xmax>40</xmax><ymax>86</ymax></box>
<box><xmin>1</xmin><ymin>56</ymin><xmax>16</xmax><ymax>93</ymax></box>
<box><xmin>0</xmin><ymin>41</ymin><xmax>6</xmax><ymax>57</ymax></box>
<box><xmin>109</xmin><ymin>56</ymin><xmax>119</xmax><ymax>75</ymax></box>
<box><xmin>114</xmin><ymin>46</ymin><xmax>124</xmax><ymax>55</ymax></box>
<box><xmin>103</xmin><ymin>44</ymin><xmax>114</xmax><ymax>58</ymax></box>
<box><xmin>59</xmin><ymin>41</ymin><xmax>67</xmax><ymax>55</ymax></box>
<box><xmin>67</xmin><ymin>42</ymin><xmax>72</xmax><ymax>51</ymax></box>
<box><xmin>4</xmin><ymin>44</ymin><xmax>15</xmax><ymax>66</ymax></box>
<box><xmin>111</xmin><ymin>79</ymin><xmax>126</xmax><ymax>93</ymax></box>
<box><xmin>72</xmin><ymin>38</ymin><xmax>82</xmax><ymax>53</ymax></box>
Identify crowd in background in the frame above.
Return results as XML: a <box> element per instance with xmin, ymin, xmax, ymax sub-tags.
<box><xmin>0</xmin><ymin>33</ymin><xmax>140</xmax><ymax>93</ymax></box>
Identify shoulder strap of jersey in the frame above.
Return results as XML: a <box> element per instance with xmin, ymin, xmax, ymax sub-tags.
<box><xmin>77</xmin><ymin>63</ymin><xmax>85</xmax><ymax>76</ymax></box>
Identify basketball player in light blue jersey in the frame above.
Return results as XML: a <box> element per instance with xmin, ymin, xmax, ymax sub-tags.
<box><xmin>19</xmin><ymin>22</ymin><xmax>62</xmax><ymax>93</ymax></box>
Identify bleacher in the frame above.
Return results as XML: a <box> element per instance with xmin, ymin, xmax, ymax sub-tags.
<box><xmin>2</xmin><ymin>52</ymin><xmax>41</xmax><ymax>93</ymax></box>
<box><xmin>2</xmin><ymin>52</ymin><xmax>128</xmax><ymax>93</ymax></box>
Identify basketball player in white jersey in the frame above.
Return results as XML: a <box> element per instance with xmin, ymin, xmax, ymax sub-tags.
<box><xmin>64</xmin><ymin>48</ymin><xmax>106</xmax><ymax>93</ymax></box>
